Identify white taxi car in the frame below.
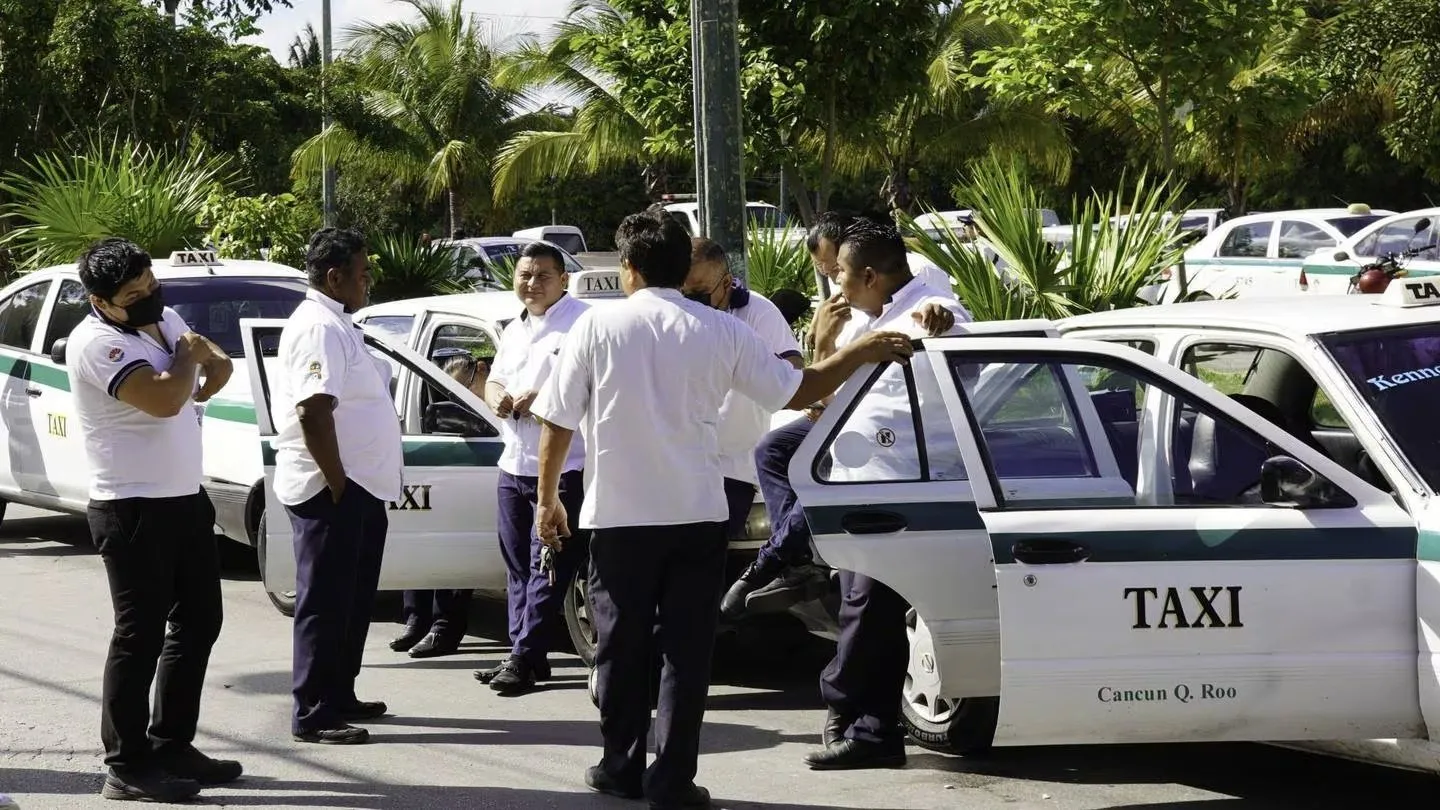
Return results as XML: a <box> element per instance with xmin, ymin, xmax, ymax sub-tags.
<box><xmin>795</xmin><ymin>279</ymin><xmax>1440</xmax><ymax>769</ymax></box>
<box><xmin>0</xmin><ymin>250</ymin><xmax>306</xmax><ymax>547</ymax></box>
<box><xmin>1299</xmin><ymin>207</ymin><xmax>1440</xmax><ymax>294</ymax></box>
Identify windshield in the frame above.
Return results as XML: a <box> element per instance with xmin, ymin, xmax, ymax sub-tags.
<box><xmin>1320</xmin><ymin>323</ymin><xmax>1440</xmax><ymax>490</ymax></box>
<box><xmin>164</xmin><ymin>277</ymin><xmax>307</xmax><ymax>357</ymax></box>
<box><xmin>1178</xmin><ymin>215</ymin><xmax>1212</xmax><ymax>231</ymax></box>
<box><xmin>746</xmin><ymin>205</ymin><xmax>787</xmax><ymax>229</ymax></box>
<box><xmin>1326</xmin><ymin>215</ymin><xmax>1387</xmax><ymax>237</ymax></box>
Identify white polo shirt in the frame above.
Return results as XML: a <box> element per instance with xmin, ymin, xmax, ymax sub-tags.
<box><xmin>271</xmin><ymin>289</ymin><xmax>403</xmax><ymax>506</ymax></box>
<box><xmin>532</xmin><ymin>287</ymin><xmax>803</xmax><ymax>530</ymax></box>
<box><xmin>718</xmin><ymin>292</ymin><xmax>802</xmax><ymax>485</ymax></box>
<box><xmin>829</xmin><ymin>277</ymin><xmax>971</xmax><ymax>482</ymax></box>
<box><xmin>69</xmin><ymin>307</ymin><xmax>203</xmax><ymax>501</ymax></box>
<box><xmin>488</xmin><ymin>293</ymin><xmax>589</xmax><ymax>477</ymax></box>
<box><xmin>907</xmin><ymin>252</ymin><xmax>958</xmax><ymax>300</ymax></box>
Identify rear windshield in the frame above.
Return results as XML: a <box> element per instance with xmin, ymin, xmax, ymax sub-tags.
<box><xmin>165</xmin><ymin>277</ymin><xmax>307</xmax><ymax>357</ymax></box>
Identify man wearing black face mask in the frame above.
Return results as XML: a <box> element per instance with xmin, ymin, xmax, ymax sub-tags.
<box><xmin>69</xmin><ymin>238</ymin><xmax>237</xmax><ymax>802</ymax></box>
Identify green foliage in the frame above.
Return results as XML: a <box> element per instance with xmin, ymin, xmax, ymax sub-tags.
<box><xmin>743</xmin><ymin>221</ymin><xmax>814</xmax><ymax>299</ymax></box>
<box><xmin>369</xmin><ymin>232</ymin><xmax>466</xmax><ymax>303</ymax></box>
<box><xmin>201</xmin><ymin>189</ymin><xmax>320</xmax><ymax>268</ymax></box>
<box><xmin>0</xmin><ymin>136</ymin><xmax>233</xmax><ymax>270</ymax></box>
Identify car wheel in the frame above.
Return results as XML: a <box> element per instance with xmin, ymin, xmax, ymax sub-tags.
<box><xmin>564</xmin><ymin>553</ymin><xmax>597</xmax><ymax>667</ymax></box>
<box><xmin>1183</xmin><ymin>291</ymin><xmax>1215</xmax><ymax>302</ymax></box>
<box><xmin>899</xmin><ymin>608</ymin><xmax>998</xmax><ymax>755</ymax></box>
<box><xmin>256</xmin><ymin>513</ymin><xmax>296</xmax><ymax>617</ymax></box>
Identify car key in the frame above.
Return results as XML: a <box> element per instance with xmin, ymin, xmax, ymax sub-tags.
<box><xmin>539</xmin><ymin>545</ymin><xmax>556</xmax><ymax>586</ymax></box>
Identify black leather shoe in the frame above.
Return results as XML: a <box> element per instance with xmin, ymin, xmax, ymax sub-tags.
<box><xmin>719</xmin><ymin>559</ymin><xmax>783</xmax><ymax>618</ymax></box>
<box><xmin>489</xmin><ymin>656</ymin><xmax>538</xmax><ymax>695</ymax></box>
<box><xmin>822</xmin><ymin>709</ymin><xmax>850</xmax><ymax>748</ymax></box>
<box><xmin>584</xmin><ymin>765</ymin><xmax>642</xmax><ymax>799</ymax></box>
<box><xmin>154</xmin><ymin>743</ymin><xmax>243</xmax><ymax>785</ymax></box>
<box><xmin>293</xmin><ymin>725</ymin><xmax>370</xmax><ymax>745</ymax></box>
<box><xmin>745</xmin><ymin>564</ymin><xmax>831</xmax><ymax>614</ymax></box>
<box><xmin>390</xmin><ymin>624</ymin><xmax>426</xmax><ymax>652</ymax></box>
<box><xmin>650</xmin><ymin>784</ymin><xmax>711</xmax><ymax>809</ymax></box>
<box><xmin>804</xmin><ymin>738</ymin><xmax>906</xmax><ymax>770</ymax></box>
<box><xmin>338</xmin><ymin>700</ymin><xmax>388</xmax><ymax>721</ymax></box>
<box><xmin>408</xmin><ymin>632</ymin><xmax>461</xmax><ymax>658</ymax></box>
<box><xmin>101</xmin><ymin>768</ymin><xmax>200</xmax><ymax>802</ymax></box>
<box><xmin>475</xmin><ymin>658</ymin><xmax>550</xmax><ymax>683</ymax></box>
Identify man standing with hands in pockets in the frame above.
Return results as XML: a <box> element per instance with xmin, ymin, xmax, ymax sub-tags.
<box><xmin>528</xmin><ymin>210</ymin><xmax>915</xmax><ymax>810</ymax></box>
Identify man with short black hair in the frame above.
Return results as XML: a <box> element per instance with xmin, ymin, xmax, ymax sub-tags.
<box><xmin>70</xmin><ymin>237</ymin><xmax>238</xmax><ymax>802</ymax></box>
<box><xmin>273</xmin><ymin>227</ymin><xmax>402</xmax><ymax>745</ymax></box>
<box><xmin>532</xmin><ymin>210</ymin><xmax>915</xmax><ymax>809</ymax></box>
<box><xmin>810</xmin><ymin>210</ymin><xmax>957</xmax><ymax>300</ymax></box>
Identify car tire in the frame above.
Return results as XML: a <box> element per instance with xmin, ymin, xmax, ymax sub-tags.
<box><xmin>564</xmin><ymin>552</ymin><xmax>597</xmax><ymax>667</ymax></box>
<box><xmin>256</xmin><ymin>513</ymin><xmax>296</xmax><ymax>617</ymax></box>
<box><xmin>1183</xmin><ymin>291</ymin><xmax>1215</xmax><ymax>302</ymax></box>
<box><xmin>587</xmin><ymin>666</ymin><xmax>600</xmax><ymax>709</ymax></box>
<box><xmin>899</xmin><ymin>608</ymin><xmax>998</xmax><ymax>756</ymax></box>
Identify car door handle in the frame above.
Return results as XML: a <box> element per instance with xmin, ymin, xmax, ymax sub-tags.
<box><xmin>1011</xmin><ymin>538</ymin><xmax>1091</xmax><ymax>565</ymax></box>
<box><xmin>24</xmin><ymin>387</ymin><xmax>41</xmax><ymax>398</ymax></box>
<box><xmin>839</xmin><ymin>510</ymin><xmax>908</xmax><ymax>535</ymax></box>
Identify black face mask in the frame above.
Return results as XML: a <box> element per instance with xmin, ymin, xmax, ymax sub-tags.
<box><xmin>682</xmin><ymin>290</ymin><xmax>715</xmax><ymax>308</ymax></box>
<box><xmin>120</xmin><ymin>284</ymin><xmax>165</xmax><ymax>327</ymax></box>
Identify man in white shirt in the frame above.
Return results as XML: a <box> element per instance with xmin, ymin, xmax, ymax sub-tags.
<box><xmin>272</xmin><ymin>228</ymin><xmax>403</xmax><ymax>746</ymax></box>
<box><xmin>69</xmin><ymin>238</ymin><xmax>238</xmax><ymax>802</ymax></box>
<box><xmin>807</xmin><ymin>211</ymin><xmax>958</xmax><ymax>301</ymax></box>
<box><xmin>530</xmin><ymin>210</ymin><xmax>914</xmax><ymax>810</ymax></box>
<box><xmin>680</xmin><ymin>238</ymin><xmax>804</xmax><ymax>542</ymax></box>
<box><xmin>804</xmin><ymin>218</ymin><xmax>971</xmax><ymax>772</ymax></box>
<box><xmin>471</xmin><ymin>242</ymin><xmax>589</xmax><ymax>695</ymax></box>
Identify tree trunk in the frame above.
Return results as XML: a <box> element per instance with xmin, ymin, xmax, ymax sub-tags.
<box><xmin>447</xmin><ymin>187</ymin><xmax>459</xmax><ymax>236</ymax></box>
<box><xmin>815</xmin><ymin>79</ymin><xmax>838</xmax><ymax>214</ymax></box>
<box><xmin>163</xmin><ymin>0</ymin><xmax>180</xmax><ymax>22</ymax></box>
<box><xmin>783</xmin><ymin>162</ymin><xmax>816</xmax><ymax>227</ymax></box>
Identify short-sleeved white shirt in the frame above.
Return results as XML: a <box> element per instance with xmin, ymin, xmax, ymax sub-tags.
<box><xmin>829</xmin><ymin>277</ymin><xmax>972</xmax><ymax>482</ymax></box>
<box><xmin>488</xmin><ymin>293</ymin><xmax>589</xmax><ymax>477</ymax></box>
<box><xmin>531</xmin><ymin>287</ymin><xmax>803</xmax><ymax>530</ymax></box>
<box><xmin>906</xmin><ymin>252</ymin><xmax>958</xmax><ymax>300</ymax></box>
<box><xmin>717</xmin><ymin>292</ymin><xmax>803</xmax><ymax>485</ymax></box>
<box><xmin>69</xmin><ymin>307</ymin><xmax>203</xmax><ymax>501</ymax></box>
<box><xmin>271</xmin><ymin>289</ymin><xmax>403</xmax><ymax>506</ymax></box>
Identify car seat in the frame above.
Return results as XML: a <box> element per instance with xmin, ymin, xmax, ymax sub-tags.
<box><xmin>1187</xmin><ymin>394</ymin><xmax>1286</xmax><ymax>502</ymax></box>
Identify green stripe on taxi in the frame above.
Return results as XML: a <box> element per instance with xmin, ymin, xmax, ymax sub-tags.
<box><xmin>260</xmin><ymin>439</ymin><xmax>502</xmax><ymax>467</ymax></box>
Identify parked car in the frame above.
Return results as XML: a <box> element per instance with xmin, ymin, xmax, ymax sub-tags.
<box><xmin>1298</xmin><ymin>207</ymin><xmax>1440</xmax><ymax>294</ymax></box>
<box><xmin>435</xmin><ymin>236</ymin><xmax>588</xmax><ymax>289</ymax></box>
<box><xmin>512</xmin><ymin>225</ymin><xmax>587</xmax><ymax>256</ymax></box>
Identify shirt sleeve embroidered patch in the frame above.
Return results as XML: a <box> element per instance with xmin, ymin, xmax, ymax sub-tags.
<box><xmin>306</xmin><ymin>360</ymin><xmax>322</xmax><ymax>380</ymax></box>
<box><xmin>107</xmin><ymin>347</ymin><xmax>125</xmax><ymax>362</ymax></box>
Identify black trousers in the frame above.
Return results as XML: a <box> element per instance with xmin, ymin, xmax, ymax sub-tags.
<box><xmin>401</xmin><ymin>589</ymin><xmax>472</xmax><ymax>639</ymax></box>
<box><xmin>589</xmin><ymin>521</ymin><xmax>727</xmax><ymax>801</ymax></box>
<box><xmin>90</xmin><ymin>490</ymin><xmax>222</xmax><ymax>772</ymax></box>
<box><xmin>818</xmin><ymin>571</ymin><xmax>909</xmax><ymax>745</ymax></box>
<box><xmin>285</xmin><ymin>480</ymin><xmax>387</xmax><ymax>734</ymax></box>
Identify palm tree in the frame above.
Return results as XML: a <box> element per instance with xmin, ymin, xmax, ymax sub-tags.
<box><xmin>491</xmin><ymin>1</ymin><xmax>680</xmax><ymax>203</ymax></box>
<box><xmin>287</xmin><ymin>22</ymin><xmax>321</xmax><ymax>70</ymax></box>
<box><xmin>290</xmin><ymin>0</ymin><xmax>523</xmax><ymax>235</ymax></box>
<box><xmin>832</xmin><ymin>7</ymin><xmax>1071</xmax><ymax>213</ymax></box>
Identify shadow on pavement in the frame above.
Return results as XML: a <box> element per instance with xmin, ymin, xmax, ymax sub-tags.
<box><xmin>0</xmin><ymin>511</ymin><xmax>260</xmax><ymax>580</ymax></box>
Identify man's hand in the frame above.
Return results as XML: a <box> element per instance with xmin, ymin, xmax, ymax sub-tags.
<box><xmin>512</xmin><ymin>389</ymin><xmax>538</xmax><ymax>418</ymax></box>
<box><xmin>536</xmin><ymin>498</ymin><xmax>570</xmax><ymax>549</ymax></box>
<box><xmin>489</xmin><ymin>390</ymin><xmax>514</xmax><ymax>419</ymax></box>
<box><xmin>853</xmin><ymin>331</ymin><xmax>915</xmax><ymax>365</ymax></box>
<box><xmin>328</xmin><ymin>478</ymin><xmax>347</xmax><ymax>504</ymax></box>
<box><xmin>913</xmin><ymin>303</ymin><xmax>956</xmax><ymax>337</ymax></box>
<box><xmin>803</xmin><ymin>405</ymin><xmax>825</xmax><ymax>422</ymax></box>
<box><xmin>810</xmin><ymin>293</ymin><xmax>852</xmax><ymax>349</ymax></box>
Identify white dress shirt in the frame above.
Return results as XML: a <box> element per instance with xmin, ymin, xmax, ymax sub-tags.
<box><xmin>532</xmin><ymin>287</ymin><xmax>803</xmax><ymax>530</ymax></box>
<box><xmin>718</xmin><ymin>292</ymin><xmax>803</xmax><ymax>485</ymax></box>
<box><xmin>907</xmin><ymin>252</ymin><xmax>958</xmax><ymax>300</ymax></box>
<box><xmin>829</xmin><ymin>277</ymin><xmax>972</xmax><ymax>482</ymax></box>
<box><xmin>488</xmin><ymin>293</ymin><xmax>589</xmax><ymax>477</ymax></box>
<box><xmin>69</xmin><ymin>307</ymin><xmax>203</xmax><ymax>501</ymax></box>
<box><xmin>271</xmin><ymin>289</ymin><xmax>403</xmax><ymax>506</ymax></box>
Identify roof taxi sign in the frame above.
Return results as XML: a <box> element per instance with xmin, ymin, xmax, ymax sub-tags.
<box><xmin>571</xmin><ymin>269</ymin><xmax>624</xmax><ymax>299</ymax></box>
<box><xmin>1378</xmin><ymin>276</ymin><xmax>1440</xmax><ymax>308</ymax></box>
<box><xmin>168</xmin><ymin>249</ymin><xmax>223</xmax><ymax>267</ymax></box>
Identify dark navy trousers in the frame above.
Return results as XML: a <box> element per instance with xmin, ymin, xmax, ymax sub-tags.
<box><xmin>401</xmin><ymin>588</ymin><xmax>471</xmax><ymax>639</ymax></box>
<box><xmin>819</xmin><ymin>571</ymin><xmax>909</xmax><ymax>745</ymax></box>
<box><xmin>286</xmin><ymin>480</ymin><xmax>387</xmax><ymax>735</ymax></box>
<box><xmin>496</xmin><ymin>469</ymin><xmax>586</xmax><ymax>665</ymax></box>
<box><xmin>589</xmin><ymin>521</ymin><xmax>728</xmax><ymax>802</ymax></box>
<box><xmin>753</xmin><ymin>416</ymin><xmax>816</xmax><ymax>569</ymax></box>
<box><xmin>722</xmin><ymin>477</ymin><xmax>756</xmax><ymax>540</ymax></box>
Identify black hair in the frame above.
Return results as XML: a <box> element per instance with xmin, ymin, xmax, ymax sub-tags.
<box><xmin>615</xmin><ymin>210</ymin><xmax>691</xmax><ymax>288</ymax></box>
<box><xmin>805</xmin><ymin>210</ymin><xmax>857</xmax><ymax>254</ymax></box>
<box><xmin>441</xmin><ymin>353</ymin><xmax>480</xmax><ymax>385</ymax></box>
<box><xmin>304</xmin><ymin>227</ymin><xmax>367</xmax><ymax>288</ymax></box>
<box><xmin>78</xmin><ymin>238</ymin><xmax>152</xmax><ymax>300</ymax></box>
<box><xmin>837</xmin><ymin>217</ymin><xmax>909</xmax><ymax>276</ymax></box>
<box><xmin>768</xmin><ymin>288</ymin><xmax>812</xmax><ymax>327</ymax></box>
<box><xmin>691</xmin><ymin>237</ymin><xmax>727</xmax><ymax>266</ymax></box>
<box><xmin>519</xmin><ymin>240</ymin><xmax>566</xmax><ymax>271</ymax></box>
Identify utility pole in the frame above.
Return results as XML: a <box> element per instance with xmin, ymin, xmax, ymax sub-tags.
<box><xmin>321</xmin><ymin>0</ymin><xmax>337</xmax><ymax>227</ymax></box>
<box><xmin>690</xmin><ymin>0</ymin><xmax>746</xmax><ymax>284</ymax></box>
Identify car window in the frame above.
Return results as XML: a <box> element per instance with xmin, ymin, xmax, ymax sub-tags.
<box><xmin>1310</xmin><ymin>388</ymin><xmax>1345</xmax><ymax>429</ymax></box>
<box><xmin>1277</xmin><ymin>221</ymin><xmax>1335</xmax><ymax>259</ymax></box>
<box><xmin>43</xmin><ymin>279</ymin><xmax>88</xmax><ymax>355</ymax></box>
<box><xmin>164</xmin><ymin>277</ymin><xmax>307</xmax><ymax>357</ymax></box>
<box><xmin>363</xmin><ymin>334</ymin><xmax>498</xmax><ymax>439</ymax></box>
<box><xmin>1218</xmin><ymin>222</ymin><xmax>1272</xmax><ymax>258</ymax></box>
<box><xmin>1180</xmin><ymin>343</ymin><xmax>1261</xmax><ymax>396</ymax></box>
<box><xmin>429</xmin><ymin>323</ymin><xmax>496</xmax><ymax>364</ymax></box>
<box><xmin>815</xmin><ymin>361</ymin><xmax>966</xmax><ymax>484</ymax></box>
<box><xmin>1355</xmin><ymin>217</ymin><xmax>1440</xmax><ymax>260</ymax></box>
<box><xmin>0</xmin><ymin>280</ymin><xmax>53</xmax><ymax>351</ymax></box>
<box><xmin>359</xmin><ymin>315</ymin><xmax>415</xmax><ymax>344</ymax></box>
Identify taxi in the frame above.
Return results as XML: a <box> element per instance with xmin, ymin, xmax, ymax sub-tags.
<box><xmin>795</xmin><ymin>277</ymin><xmax>1440</xmax><ymax>771</ymax></box>
<box><xmin>0</xmin><ymin>250</ymin><xmax>307</xmax><ymax>550</ymax></box>
<box><xmin>241</xmin><ymin>269</ymin><xmax>778</xmax><ymax>665</ymax></box>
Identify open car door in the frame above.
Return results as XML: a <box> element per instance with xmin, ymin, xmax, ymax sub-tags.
<box><xmin>793</xmin><ymin>333</ymin><xmax>1422</xmax><ymax>749</ymax></box>
<box><xmin>240</xmin><ymin>318</ymin><xmax>509</xmax><ymax>604</ymax></box>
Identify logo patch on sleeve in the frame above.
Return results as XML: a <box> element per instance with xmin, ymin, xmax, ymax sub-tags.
<box><xmin>306</xmin><ymin>360</ymin><xmax>322</xmax><ymax>380</ymax></box>
<box><xmin>107</xmin><ymin>347</ymin><xmax>125</xmax><ymax>362</ymax></box>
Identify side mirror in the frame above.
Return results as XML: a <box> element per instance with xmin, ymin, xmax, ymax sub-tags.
<box><xmin>50</xmin><ymin>338</ymin><xmax>67</xmax><ymax>366</ymax></box>
<box><xmin>1415</xmin><ymin>218</ymin><xmax>1431</xmax><ymax>234</ymax></box>
<box><xmin>1333</xmin><ymin>251</ymin><xmax>1350</xmax><ymax>262</ymax></box>
<box><xmin>422</xmin><ymin>401</ymin><xmax>488</xmax><ymax>437</ymax></box>
<box><xmin>1260</xmin><ymin>456</ymin><xmax>1355</xmax><ymax>509</ymax></box>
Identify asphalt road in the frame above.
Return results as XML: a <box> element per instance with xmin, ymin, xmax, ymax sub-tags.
<box><xmin>2</xmin><ymin>504</ymin><xmax>1439</xmax><ymax>809</ymax></box>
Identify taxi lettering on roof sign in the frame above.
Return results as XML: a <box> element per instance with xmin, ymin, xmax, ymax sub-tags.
<box><xmin>571</xmin><ymin>269</ymin><xmax>624</xmax><ymax>299</ymax></box>
<box><xmin>169</xmin><ymin>249</ymin><xmax>222</xmax><ymax>267</ymax></box>
<box><xmin>1379</xmin><ymin>278</ymin><xmax>1440</xmax><ymax>307</ymax></box>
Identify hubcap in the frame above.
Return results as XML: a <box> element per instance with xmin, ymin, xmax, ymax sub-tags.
<box><xmin>572</xmin><ymin>570</ymin><xmax>596</xmax><ymax>646</ymax></box>
<box><xmin>903</xmin><ymin>608</ymin><xmax>959</xmax><ymax>724</ymax></box>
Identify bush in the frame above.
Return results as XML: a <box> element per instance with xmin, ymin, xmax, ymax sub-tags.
<box><xmin>369</xmin><ymin>233</ymin><xmax>466</xmax><ymax>303</ymax></box>
<box><xmin>202</xmin><ymin>190</ymin><xmax>321</xmax><ymax>269</ymax></box>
